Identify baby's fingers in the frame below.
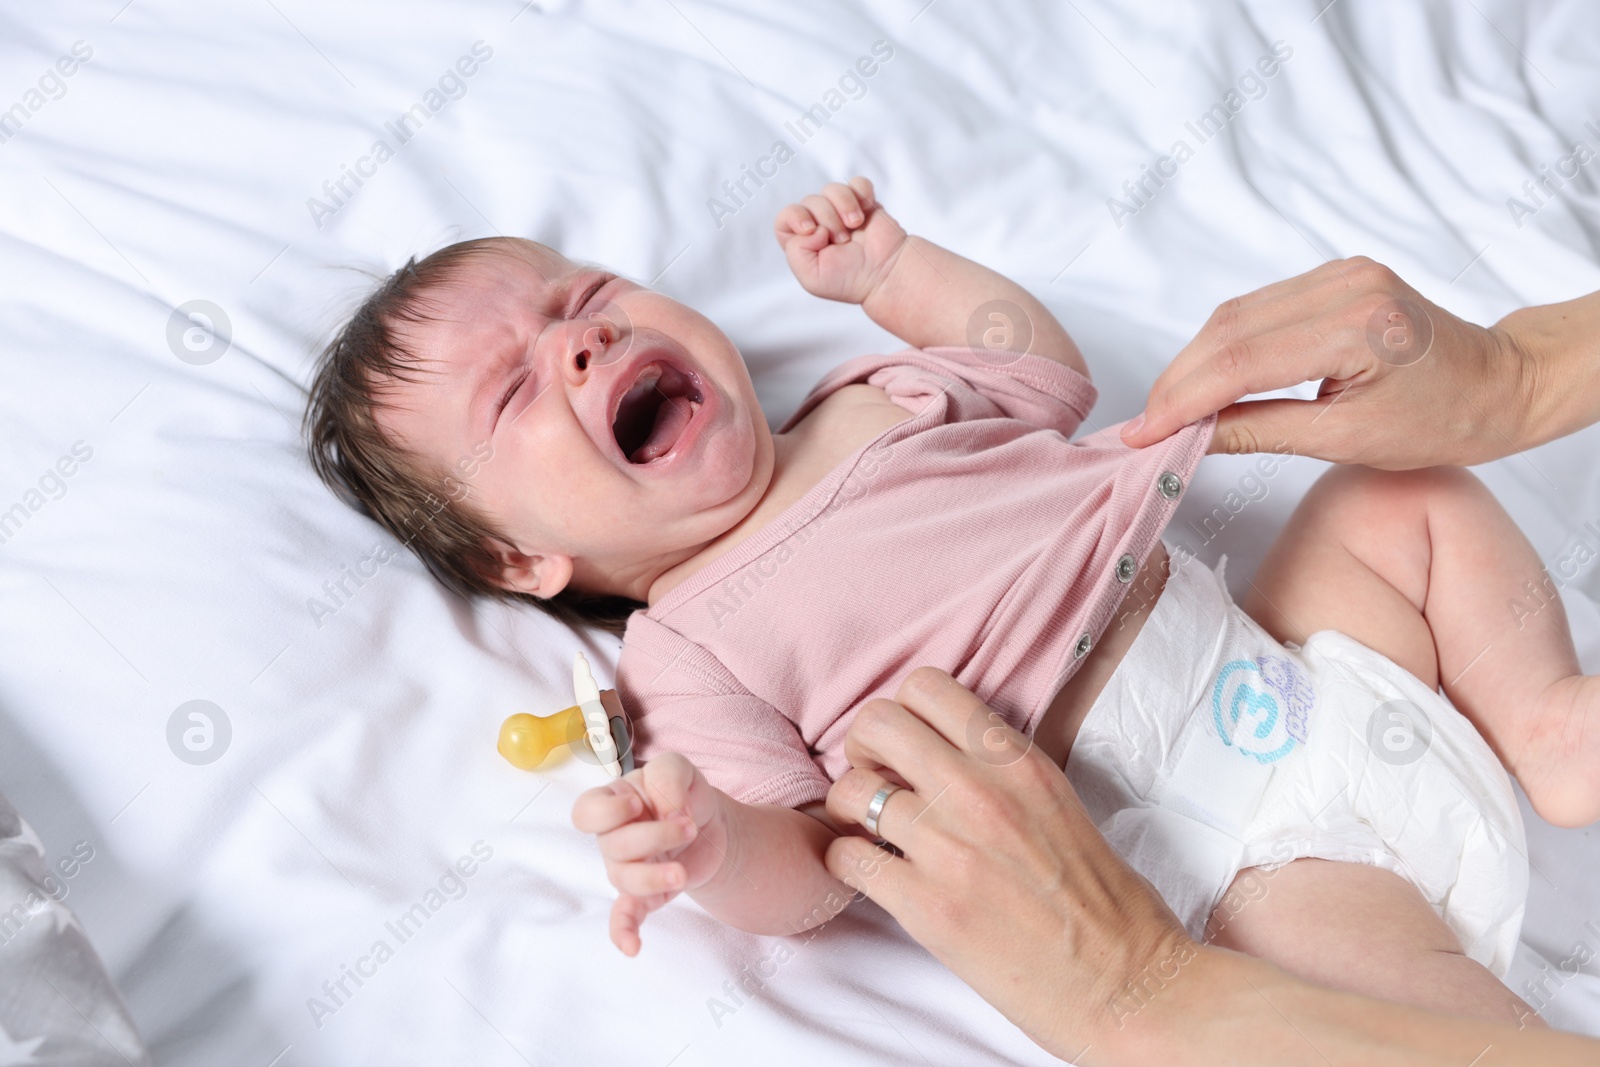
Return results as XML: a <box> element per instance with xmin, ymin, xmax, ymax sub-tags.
<box><xmin>572</xmin><ymin>782</ymin><xmax>644</xmax><ymax>834</ymax></box>
<box><xmin>610</xmin><ymin>892</ymin><xmax>670</xmax><ymax>956</ymax></box>
<box><xmin>598</xmin><ymin>812</ymin><xmax>697</xmax><ymax>863</ymax></box>
<box><xmin>775</xmin><ymin>202</ymin><xmax>818</xmax><ymax>238</ymax></box>
<box><xmin>801</xmin><ymin>194</ymin><xmax>849</xmax><ymax>243</ymax></box>
<box><xmin>609</xmin><ymin>858</ymin><xmax>687</xmax><ymax>898</ymax></box>
<box><xmin>821</xmin><ymin>180</ymin><xmax>867</xmax><ymax>228</ymax></box>
<box><xmin>846</xmin><ymin>175</ymin><xmax>875</xmax><ymax>210</ymax></box>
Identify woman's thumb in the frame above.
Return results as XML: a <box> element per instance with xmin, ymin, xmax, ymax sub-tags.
<box><xmin>1209</xmin><ymin>398</ymin><xmax>1324</xmax><ymax>459</ymax></box>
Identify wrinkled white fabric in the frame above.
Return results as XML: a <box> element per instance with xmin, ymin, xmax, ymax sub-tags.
<box><xmin>1</xmin><ymin>0</ymin><xmax>1597</xmax><ymax>1063</ymax></box>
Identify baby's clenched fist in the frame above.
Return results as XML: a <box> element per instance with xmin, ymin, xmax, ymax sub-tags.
<box><xmin>774</xmin><ymin>176</ymin><xmax>907</xmax><ymax>305</ymax></box>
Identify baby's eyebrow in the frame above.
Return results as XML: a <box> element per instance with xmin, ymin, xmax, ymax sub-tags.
<box><xmin>464</xmin><ymin>268</ymin><xmax>604</xmax><ymax>432</ymax></box>
<box><xmin>544</xmin><ymin>267</ymin><xmax>608</xmax><ymax>314</ymax></box>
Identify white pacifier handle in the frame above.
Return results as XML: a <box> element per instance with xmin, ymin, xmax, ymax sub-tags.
<box><xmin>574</xmin><ymin>652</ymin><xmax>623</xmax><ymax>777</ymax></box>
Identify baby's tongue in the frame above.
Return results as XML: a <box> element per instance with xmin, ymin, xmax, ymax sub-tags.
<box><xmin>629</xmin><ymin>397</ymin><xmax>695</xmax><ymax>463</ymax></box>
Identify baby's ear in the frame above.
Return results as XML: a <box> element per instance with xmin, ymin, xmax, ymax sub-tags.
<box><xmin>488</xmin><ymin>539</ymin><xmax>572</xmax><ymax>599</ymax></box>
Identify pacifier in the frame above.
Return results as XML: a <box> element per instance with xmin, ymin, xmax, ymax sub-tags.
<box><xmin>497</xmin><ymin>652</ymin><xmax>635</xmax><ymax>778</ymax></box>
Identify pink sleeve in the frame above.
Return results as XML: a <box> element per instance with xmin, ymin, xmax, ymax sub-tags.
<box><xmin>617</xmin><ymin>616</ymin><xmax>832</xmax><ymax>809</ymax></box>
<box><xmin>866</xmin><ymin>346</ymin><xmax>1097</xmax><ymax>438</ymax></box>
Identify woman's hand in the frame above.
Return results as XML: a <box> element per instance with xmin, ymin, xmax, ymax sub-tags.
<box><xmin>822</xmin><ymin>667</ymin><xmax>1194</xmax><ymax>1060</ymax></box>
<box><xmin>774</xmin><ymin>176</ymin><xmax>908</xmax><ymax>306</ymax></box>
<box><xmin>822</xmin><ymin>668</ymin><xmax>1600</xmax><ymax>1065</ymax></box>
<box><xmin>1119</xmin><ymin>257</ymin><xmax>1534</xmax><ymax>469</ymax></box>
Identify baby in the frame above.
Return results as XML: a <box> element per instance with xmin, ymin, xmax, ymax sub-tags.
<box><xmin>304</xmin><ymin>177</ymin><xmax>1598</xmax><ymax>1026</ymax></box>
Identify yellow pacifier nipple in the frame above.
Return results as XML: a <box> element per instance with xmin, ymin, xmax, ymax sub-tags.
<box><xmin>497</xmin><ymin>706</ymin><xmax>586</xmax><ymax>770</ymax></box>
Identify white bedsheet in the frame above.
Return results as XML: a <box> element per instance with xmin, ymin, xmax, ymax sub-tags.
<box><xmin>1</xmin><ymin>0</ymin><xmax>1598</xmax><ymax>1062</ymax></box>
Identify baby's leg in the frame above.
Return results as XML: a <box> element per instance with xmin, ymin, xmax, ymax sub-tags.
<box><xmin>1206</xmin><ymin>859</ymin><xmax>1539</xmax><ymax>1025</ymax></box>
<box><xmin>1243</xmin><ymin>465</ymin><xmax>1599</xmax><ymax>827</ymax></box>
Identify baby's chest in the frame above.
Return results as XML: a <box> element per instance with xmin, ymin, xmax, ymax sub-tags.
<box><xmin>772</xmin><ymin>384</ymin><xmax>913</xmax><ymax>504</ymax></box>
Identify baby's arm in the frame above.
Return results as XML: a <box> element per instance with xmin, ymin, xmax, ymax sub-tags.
<box><xmin>572</xmin><ymin>752</ymin><xmax>852</xmax><ymax>954</ymax></box>
<box><xmin>775</xmin><ymin>177</ymin><xmax>1088</xmax><ymax>378</ymax></box>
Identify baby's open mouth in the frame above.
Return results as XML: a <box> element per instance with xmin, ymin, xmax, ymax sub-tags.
<box><xmin>611</xmin><ymin>362</ymin><xmax>704</xmax><ymax>464</ymax></box>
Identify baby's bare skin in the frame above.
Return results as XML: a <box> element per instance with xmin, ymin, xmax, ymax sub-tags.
<box><xmin>377</xmin><ymin>177</ymin><xmax>1584</xmax><ymax>1025</ymax></box>
<box><xmin>1032</xmin><ymin>540</ymin><xmax>1171</xmax><ymax>769</ymax></box>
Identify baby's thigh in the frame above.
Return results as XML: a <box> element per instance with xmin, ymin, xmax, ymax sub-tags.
<box><xmin>1243</xmin><ymin>465</ymin><xmax>1452</xmax><ymax>687</ymax></box>
<box><xmin>1206</xmin><ymin>858</ymin><xmax>1536</xmax><ymax>1026</ymax></box>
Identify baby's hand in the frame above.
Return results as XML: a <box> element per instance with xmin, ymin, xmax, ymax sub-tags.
<box><xmin>774</xmin><ymin>176</ymin><xmax>907</xmax><ymax>305</ymax></box>
<box><xmin>570</xmin><ymin>751</ymin><xmax>731</xmax><ymax>956</ymax></box>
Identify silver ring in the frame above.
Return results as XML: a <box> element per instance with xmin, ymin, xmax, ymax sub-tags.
<box><xmin>864</xmin><ymin>784</ymin><xmax>903</xmax><ymax>838</ymax></box>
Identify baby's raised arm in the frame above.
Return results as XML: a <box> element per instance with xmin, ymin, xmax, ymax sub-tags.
<box><xmin>572</xmin><ymin>752</ymin><xmax>851</xmax><ymax>954</ymax></box>
<box><xmin>775</xmin><ymin>176</ymin><xmax>1089</xmax><ymax>379</ymax></box>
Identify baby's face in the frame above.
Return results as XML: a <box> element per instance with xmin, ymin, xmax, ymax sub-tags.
<box><xmin>375</xmin><ymin>241</ymin><xmax>772</xmax><ymax>602</ymax></box>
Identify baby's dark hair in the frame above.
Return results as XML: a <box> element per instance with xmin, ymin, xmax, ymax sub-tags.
<box><xmin>302</xmin><ymin>237</ymin><xmax>643</xmax><ymax>636</ymax></box>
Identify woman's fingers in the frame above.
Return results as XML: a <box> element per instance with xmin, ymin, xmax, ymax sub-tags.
<box><xmin>824</xmin><ymin>834</ymin><xmax>914</xmax><ymax>903</ymax></box>
<box><xmin>893</xmin><ymin>666</ymin><xmax>1006</xmax><ymax>752</ymax></box>
<box><xmin>828</xmin><ymin>671</ymin><xmax>1196</xmax><ymax>1054</ymax></box>
<box><xmin>1141</xmin><ymin>315</ymin><xmax>1379</xmax><ymax>445</ymax></box>
<box><xmin>1122</xmin><ymin>257</ymin><xmax>1408</xmax><ymax>448</ymax></box>
<box><xmin>841</xmin><ymin>694</ymin><xmax>967</xmax><ymax>793</ymax></box>
<box><xmin>826</xmin><ymin>766</ymin><xmax>926</xmax><ymax>845</ymax></box>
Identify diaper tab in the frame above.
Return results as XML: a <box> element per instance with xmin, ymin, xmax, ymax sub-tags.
<box><xmin>1159</xmin><ymin>708</ymin><xmax>1278</xmax><ymax>838</ymax></box>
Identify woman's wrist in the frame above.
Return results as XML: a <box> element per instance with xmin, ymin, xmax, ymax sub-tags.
<box><xmin>1493</xmin><ymin>292</ymin><xmax>1600</xmax><ymax>454</ymax></box>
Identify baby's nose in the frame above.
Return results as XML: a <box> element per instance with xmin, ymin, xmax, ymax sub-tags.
<box><xmin>572</xmin><ymin>318</ymin><xmax>616</xmax><ymax>372</ymax></box>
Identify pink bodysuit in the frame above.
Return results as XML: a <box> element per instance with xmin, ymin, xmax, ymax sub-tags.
<box><xmin>618</xmin><ymin>346</ymin><xmax>1216</xmax><ymax>808</ymax></box>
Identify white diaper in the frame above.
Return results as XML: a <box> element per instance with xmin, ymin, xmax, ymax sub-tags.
<box><xmin>1065</xmin><ymin>544</ymin><xmax>1528</xmax><ymax>977</ymax></box>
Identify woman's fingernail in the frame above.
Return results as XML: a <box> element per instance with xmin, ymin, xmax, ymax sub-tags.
<box><xmin>1123</xmin><ymin>413</ymin><xmax>1144</xmax><ymax>437</ymax></box>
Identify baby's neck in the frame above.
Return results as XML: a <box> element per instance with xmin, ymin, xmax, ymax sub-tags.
<box><xmin>643</xmin><ymin>430</ymin><xmax>802</xmax><ymax>606</ymax></box>
<box><xmin>643</xmin><ymin>381</ymin><xmax>917</xmax><ymax>606</ymax></box>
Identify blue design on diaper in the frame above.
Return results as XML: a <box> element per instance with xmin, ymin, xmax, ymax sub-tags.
<box><xmin>1255</xmin><ymin>655</ymin><xmax>1313</xmax><ymax>744</ymax></box>
<box><xmin>1211</xmin><ymin>657</ymin><xmax>1310</xmax><ymax>763</ymax></box>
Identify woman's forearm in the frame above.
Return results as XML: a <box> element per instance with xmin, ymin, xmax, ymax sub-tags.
<box><xmin>1497</xmin><ymin>289</ymin><xmax>1600</xmax><ymax>454</ymax></box>
<box><xmin>1096</xmin><ymin>944</ymin><xmax>1591</xmax><ymax>1067</ymax></box>
<box><xmin>687</xmin><ymin>800</ymin><xmax>852</xmax><ymax>936</ymax></box>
